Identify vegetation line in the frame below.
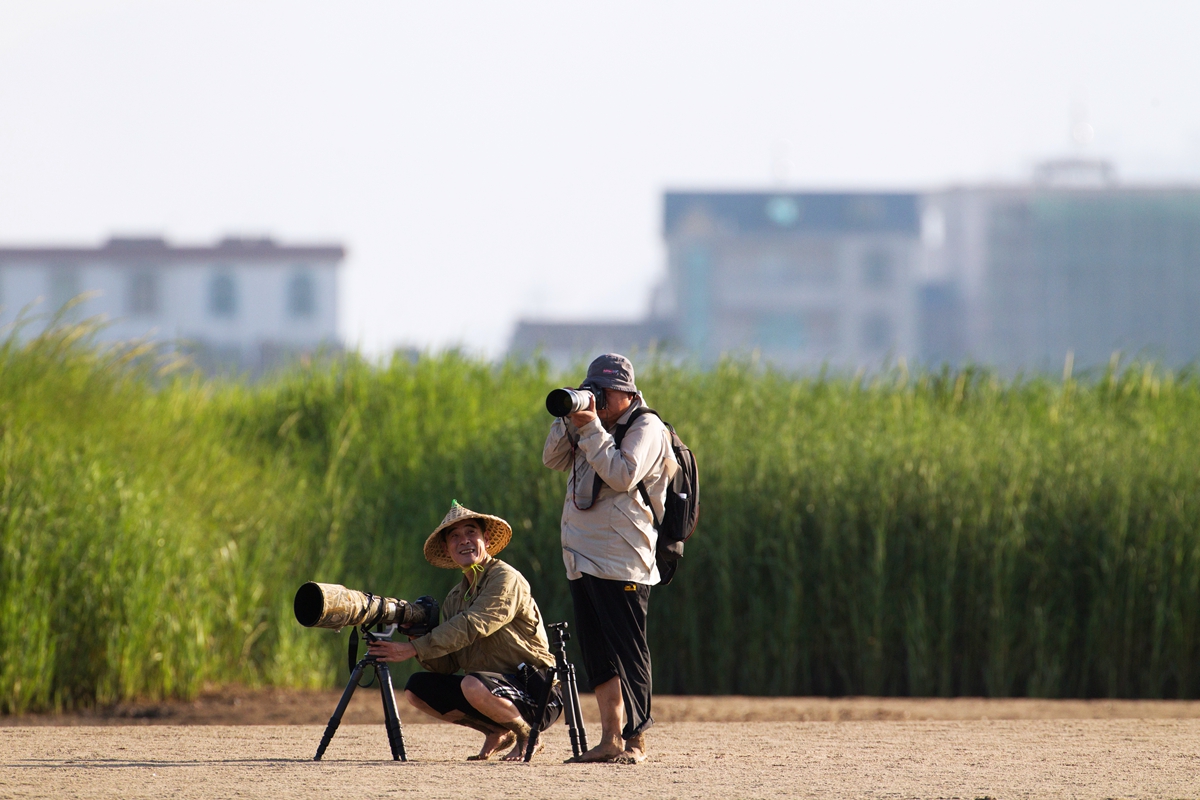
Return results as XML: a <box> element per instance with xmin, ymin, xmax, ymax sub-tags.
<box><xmin>2</xmin><ymin>324</ymin><xmax>1199</xmax><ymax>712</ymax></box>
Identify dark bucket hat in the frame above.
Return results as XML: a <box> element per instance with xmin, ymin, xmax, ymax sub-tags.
<box><xmin>584</xmin><ymin>353</ymin><xmax>638</xmax><ymax>394</ymax></box>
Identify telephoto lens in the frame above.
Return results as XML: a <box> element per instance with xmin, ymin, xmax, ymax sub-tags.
<box><xmin>545</xmin><ymin>386</ymin><xmax>607</xmax><ymax>417</ymax></box>
<box><xmin>546</xmin><ymin>388</ymin><xmax>590</xmax><ymax>417</ymax></box>
<box><xmin>293</xmin><ymin>582</ymin><xmax>439</xmax><ymax>635</ymax></box>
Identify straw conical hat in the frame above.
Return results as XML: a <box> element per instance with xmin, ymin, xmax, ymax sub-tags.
<box><xmin>423</xmin><ymin>501</ymin><xmax>513</xmax><ymax>569</ymax></box>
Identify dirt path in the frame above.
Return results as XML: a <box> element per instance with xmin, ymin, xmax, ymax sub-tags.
<box><xmin>6</xmin><ymin>688</ymin><xmax>1200</xmax><ymax>726</ymax></box>
<box><xmin>4</xmin><ymin>719</ymin><xmax>1199</xmax><ymax>799</ymax></box>
<box><xmin>5</xmin><ymin>694</ymin><xmax>1200</xmax><ymax>798</ymax></box>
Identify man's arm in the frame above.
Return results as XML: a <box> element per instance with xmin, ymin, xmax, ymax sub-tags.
<box><xmin>575</xmin><ymin>415</ymin><xmax>666</xmax><ymax>493</ymax></box>
<box><xmin>368</xmin><ymin>636</ymin><xmax>461</xmax><ymax>673</ymax></box>
<box><xmin>410</xmin><ymin>567</ymin><xmax>520</xmax><ymax>662</ymax></box>
<box><xmin>543</xmin><ymin>417</ymin><xmax>578</xmax><ymax>472</ymax></box>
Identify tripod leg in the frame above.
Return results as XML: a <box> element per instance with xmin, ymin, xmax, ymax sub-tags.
<box><xmin>376</xmin><ymin>662</ymin><xmax>407</xmax><ymax>762</ymax></box>
<box><xmin>566</xmin><ymin>664</ymin><xmax>589</xmax><ymax>755</ymax></box>
<box><xmin>523</xmin><ymin>719</ymin><xmax>542</xmax><ymax>763</ymax></box>
<box><xmin>523</xmin><ymin>669</ymin><xmax>558</xmax><ymax>763</ymax></box>
<box><xmin>559</xmin><ymin>667</ymin><xmax>581</xmax><ymax>759</ymax></box>
<box><xmin>314</xmin><ymin>660</ymin><xmax>367</xmax><ymax>761</ymax></box>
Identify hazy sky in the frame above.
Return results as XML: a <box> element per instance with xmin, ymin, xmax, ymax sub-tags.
<box><xmin>2</xmin><ymin>1</ymin><xmax>1199</xmax><ymax>356</ymax></box>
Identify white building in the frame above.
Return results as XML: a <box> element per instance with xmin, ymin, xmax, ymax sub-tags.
<box><xmin>922</xmin><ymin>162</ymin><xmax>1200</xmax><ymax>372</ymax></box>
<box><xmin>510</xmin><ymin>191</ymin><xmax>924</xmax><ymax>372</ymax></box>
<box><xmin>661</xmin><ymin>192</ymin><xmax>923</xmax><ymax>370</ymax></box>
<box><xmin>0</xmin><ymin>236</ymin><xmax>344</xmax><ymax>373</ymax></box>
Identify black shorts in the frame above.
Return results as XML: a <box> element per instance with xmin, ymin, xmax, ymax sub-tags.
<box><xmin>405</xmin><ymin>669</ymin><xmax>563</xmax><ymax>730</ymax></box>
<box><xmin>569</xmin><ymin>573</ymin><xmax>653</xmax><ymax>739</ymax></box>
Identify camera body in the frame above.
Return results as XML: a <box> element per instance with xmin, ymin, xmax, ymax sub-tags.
<box><xmin>545</xmin><ymin>382</ymin><xmax>608</xmax><ymax>417</ymax></box>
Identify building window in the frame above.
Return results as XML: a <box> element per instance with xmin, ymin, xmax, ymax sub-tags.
<box><xmin>848</xmin><ymin>197</ymin><xmax>887</xmax><ymax>223</ymax></box>
<box><xmin>209</xmin><ymin>272</ymin><xmax>237</xmax><ymax>318</ymax></box>
<box><xmin>48</xmin><ymin>267</ymin><xmax>80</xmax><ymax>316</ymax></box>
<box><xmin>755</xmin><ymin>309</ymin><xmax>840</xmax><ymax>353</ymax></box>
<box><xmin>757</xmin><ymin>312</ymin><xmax>808</xmax><ymax>351</ymax></box>
<box><xmin>287</xmin><ymin>270</ymin><xmax>315</xmax><ymax>318</ymax></box>
<box><xmin>128</xmin><ymin>271</ymin><xmax>158</xmax><ymax>316</ymax></box>
<box><xmin>862</xmin><ymin>249</ymin><xmax>893</xmax><ymax>288</ymax></box>
<box><xmin>808</xmin><ymin>309</ymin><xmax>840</xmax><ymax>349</ymax></box>
<box><xmin>755</xmin><ymin>242</ymin><xmax>838</xmax><ymax>287</ymax></box>
<box><xmin>861</xmin><ymin>313</ymin><xmax>893</xmax><ymax>351</ymax></box>
<box><xmin>764</xmin><ymin>196</ymin><xmax>801</xmax><ymax>227</ymax></box>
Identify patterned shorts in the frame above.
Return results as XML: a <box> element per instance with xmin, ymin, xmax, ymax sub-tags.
<box><xmin>405</xmin><ymin>668</ymin><xmax>563</xmax><ymax>730</ymax></box>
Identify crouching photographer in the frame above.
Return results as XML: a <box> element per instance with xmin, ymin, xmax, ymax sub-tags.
<box><xmin>367</xmin><ymin>502</ymin><xmax>562</xmax><ymax>761</ymax></box>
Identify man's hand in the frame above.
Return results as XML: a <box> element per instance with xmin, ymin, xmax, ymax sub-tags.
<box><xmin>367</xmin><ymin>638</ymin><xmax>417</xmax><ymax>662</ymax></box>
<box><xmin>567</xmin><ymin>390</ymin><xmax>598</xmax><ymax>429</ymax></box>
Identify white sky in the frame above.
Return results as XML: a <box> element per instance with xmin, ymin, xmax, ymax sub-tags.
<box><xmin>2</xmin><ymin>1</ymin><xmax>1199</xmax><ymax>356</ymax></box>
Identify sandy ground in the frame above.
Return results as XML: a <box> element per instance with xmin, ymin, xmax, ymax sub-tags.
<box><xmin>6</xmin><ymin>687</ymin><xmax>1200</xmax><ymax>726</ymax></box>
<box><xmin>4</xmin><ymin>694</ymin><xmax>1200</xmax><ymax>799</ymax></box>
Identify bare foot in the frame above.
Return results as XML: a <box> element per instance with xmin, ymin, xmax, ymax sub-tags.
<box><xmin>493</xmin><ymin>718</ymin><xmax>532</xmax><ymax>762</ymax></box>
<box><xmin>467</xmin><ymin>730</ymin><xmax>516</xmax><ymax>761</ymax></box>
<box><xmin>502</xmin><ymin>736</ymin><xmax>540</xmax><ymax>761</ymax></box>
<box><xmin>613</xmin><ymin>732</ymin><xmax>647</xmax><ymax>764</ymax></box>
<box><xmin>568</xmin><ymin>739</ymin><xmax>626</xmax><ymax>763</ymax></box>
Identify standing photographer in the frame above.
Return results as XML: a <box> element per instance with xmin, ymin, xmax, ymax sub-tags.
<box><xmin>543</xmin><ymin>354</ymin><xmax>676</xmax><ymax>764</ymax></box>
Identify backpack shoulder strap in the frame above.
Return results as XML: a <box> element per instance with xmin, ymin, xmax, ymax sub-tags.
<box><xmin>636</xmin><ymin>481</ymin><xmax>659</xmax><ymax>529</ymax></box>
<box><xmin>590</xmin><ymin>406</ymin><xmax>662</xmax><ymax>508</ymax></box>
<box><xmin>621</xmin><ymin>407</ymin><xmax>665</xmax><ymax>528</ymax></box>
<box><xmin>612</xmin><ymin>406</ymin><xmax>659</xmax><ymax>448</ymax></box>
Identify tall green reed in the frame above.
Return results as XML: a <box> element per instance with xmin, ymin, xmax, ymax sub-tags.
<box><xmin>3</xmin><ymin>324</ymin><xmax>1199</xmax><ymax>712</ymax></box>
<box><xmin>0</xmin><ymin>323</ymin><xmax>329</xmax><ymax>712</ymax></box>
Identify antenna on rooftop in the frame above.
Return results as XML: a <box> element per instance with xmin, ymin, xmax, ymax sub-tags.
<box><xmin>1031</xmin><ymin>90</ymin><xmax>1114</xmax><ymax>187</ymax></box>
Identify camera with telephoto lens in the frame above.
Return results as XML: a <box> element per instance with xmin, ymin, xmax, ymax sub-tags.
<box><xmin>545</xmin><ymin>381</ymin><xmax>608</xmax><ymax>417</ymax></box>
<box><xmin>294</xmin><ymin>582</ymin><xmax>439</xmax><ymax>636</ymax></box>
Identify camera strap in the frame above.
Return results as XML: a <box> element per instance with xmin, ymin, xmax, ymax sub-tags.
<box><xmin>347</xmin><ymin>591</ymin><xmax>381</xmax><ymax>679</ymax></box>
<box><xmin>349</xmin><ymin>625</ymin><xmax>377</xmax><ymax>686</ymax></box>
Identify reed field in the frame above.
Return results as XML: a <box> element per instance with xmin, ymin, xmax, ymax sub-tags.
<box><xmin>2</xmin><ymin>321</ymin><xmax>1200</xmax><ymax>713</ymax></box>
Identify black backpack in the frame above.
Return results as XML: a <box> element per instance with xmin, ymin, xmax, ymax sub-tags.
<box><xmin>608</xmin><ymin>407</ymin><xmax>700</xmax><ymax>585</ymax></box>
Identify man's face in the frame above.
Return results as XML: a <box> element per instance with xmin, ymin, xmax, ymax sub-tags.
<box><xmin>597</xmin><ymin>388</ymin><xmax>635</xmax><ymax>427</ymax></box>
<box><xmin>445</xmin><ymin>520</ymin><xmax>488</xmax><ymax>569</ymax></box>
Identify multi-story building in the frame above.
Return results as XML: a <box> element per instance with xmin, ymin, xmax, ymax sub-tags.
<box><xmin>924</xmin><ymin>163</ymin><xmax>1200</xmax><ymax>372</ymax></box>
<box><xmin>512</xmin><ymin>169</ymin><xmax>1200</xmax><ymax>374</ymax></box>
<box><xmin>0</xmin><ymin>235</ymin><xmax>344</xmax><ymax>373</ymax></box>
<box><xmin>508</xmin><ymin>319</ymin><xmax>672</xmax><ymax>370</ymax></box>
<box><xmin>661</xmin><ymin>191</ymin><xmax>922</xmax><ymax>369</ymax></box>
<box><xmin>510</xmin><ymin>191</ymin><xmax>923</xmax><ymax>370</ymax></box>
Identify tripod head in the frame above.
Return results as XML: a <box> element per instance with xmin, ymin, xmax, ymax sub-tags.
<box><xmin>361</xmin><ymin>623</ymin><xmax>396</xmax><ymax>661</ymax></box>
<box><xmin>546</xmin><ymin>621</ymin><xmax>572</xmax><ymax>663</ymax></box>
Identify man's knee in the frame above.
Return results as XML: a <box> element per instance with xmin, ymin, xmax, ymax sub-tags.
<box><xmin>403</xmin><ymin>689</ymin><xmax>423</xmax><ymax>709</ymax></box>
<box><xmin>460</xmin><ymin>675</ymin><xmax>487</xmax><ymax>704</ymax></box>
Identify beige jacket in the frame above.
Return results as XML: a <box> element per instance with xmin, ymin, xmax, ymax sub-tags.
<box><xmin>411</xmin><ymin>559</ymin><xmax>555</xmax><ymax>675</ymax></box>
<box><xmin>542</xmin><ymin>396</ymin><xmax>676</xmax><ymax>585</ymax></box>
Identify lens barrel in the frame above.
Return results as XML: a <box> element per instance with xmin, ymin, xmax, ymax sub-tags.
<box><xmin>546</xmin><ymin>388</ymin><xmax>591</xmax><ymax>417</ymax></box>
<box><xmin>294</xmin><ymin>582</ymin><xmax>415</xmax><ymax>631</ymax></box>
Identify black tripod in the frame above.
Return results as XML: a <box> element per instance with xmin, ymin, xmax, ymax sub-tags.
<box><xmin>313</xmin><ymin>628</ymin><xmax>406</xmax><ymax>761</ymax></box>
<box><xmin>525</xmin><ymin>621</ymin><xmax>589</xmax><ymax>761</ymax></box>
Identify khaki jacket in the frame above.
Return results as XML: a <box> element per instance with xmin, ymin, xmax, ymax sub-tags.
<box><xmin>542</xmin><ymin>396</ymin><xmax>677</xmax><ymax>585</ymax></box>
<box><xmin>411</xmin><ymin>559</ymin><xmax>555</xmax><ymax>675</ymax></box>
